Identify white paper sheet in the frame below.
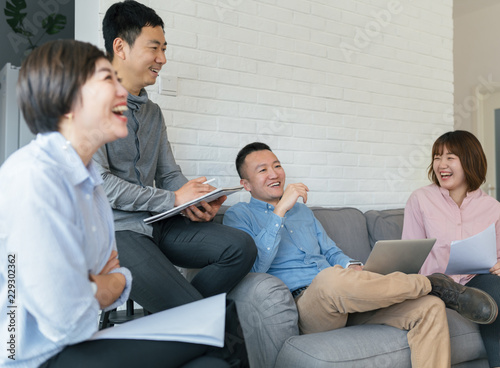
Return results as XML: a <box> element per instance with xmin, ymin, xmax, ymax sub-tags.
<box><xmin>444</xmin><ymin>223</ymin><xmax>497</xmax><ymax>275</ymax></box>
<box><xmin>90</xmin><ymin>293</ymin><xmax>226</xmax><ymax>347</ymax></box>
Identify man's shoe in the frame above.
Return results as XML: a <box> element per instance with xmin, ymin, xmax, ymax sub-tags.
<box><xmin>427</xmin><ymin>273</ymin><xmax>498</xmax><ymax>324</ymax></box>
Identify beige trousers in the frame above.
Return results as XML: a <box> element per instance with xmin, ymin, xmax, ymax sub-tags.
<box><xmin>295</xmin><ymin>265</ymin><xmax>451</xmax><ymax>368</ymax></box>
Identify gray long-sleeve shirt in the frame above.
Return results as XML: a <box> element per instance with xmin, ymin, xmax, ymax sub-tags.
<box><xmin>93</xmin><ymin>89</ymin><xmax>188</xmax><ymax>236</ymax></box>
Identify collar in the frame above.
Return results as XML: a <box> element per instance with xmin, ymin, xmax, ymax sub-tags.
<box><xmin>437</xmin><ymin>185</ymin><xmax>481</xmax><ymax>206</ymax></box>
<box><xmin>127</xmin><ymin>89</ymin><xmax>149</xmax><ymax>111</ymax></box>
<box><xmin>249</xmin><ymin>196</ymin><xmax>278</xmax><ymax>212</ymax></box>
<box><xmin>36</xmin><ymin>132</ymin><xmax>101</xmax><ymax>189</ymax></box>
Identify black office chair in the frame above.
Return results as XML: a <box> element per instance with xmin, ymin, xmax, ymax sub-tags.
<box><xmin>99</xmin><ymin>299</ymin><xmax>151</xmax><ymax>330</ymax></box>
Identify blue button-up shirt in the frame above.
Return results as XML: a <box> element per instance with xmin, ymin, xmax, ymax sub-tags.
<box><xmin>223</xmin><ymin>197</ymin><xmax>352</xmax><ymax>292</ymax></box>
<box><xmin>0</xmin><ymin>132</ymin><xmax>131</xmax><ymax>368</ymax></box>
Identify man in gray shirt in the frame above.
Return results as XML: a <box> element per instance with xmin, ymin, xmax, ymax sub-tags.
<box><xmin>94</xmin><ymin>0</ymin><xmax>256</xmax><ymax>314</ymax></box>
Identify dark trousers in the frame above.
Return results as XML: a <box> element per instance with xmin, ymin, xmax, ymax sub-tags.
<box><xmin>466</xmin><ymin>274</ymin><xmax>500</xmax><ymax>367</ymax></box>
<box><xmin>40</xmin><ymin>339</ymin><xmax>229</xmax><ymax>368</ymax></box>
<box><xmin>115</xmin><ymin>215</ymin><xmax>256</xmax><ymax>313</ymax></box>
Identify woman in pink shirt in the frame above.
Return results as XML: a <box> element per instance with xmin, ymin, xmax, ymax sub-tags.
<box><xmin>402</xmin><ymin>130</ymin><xmax>500</xmax><ymax>367</ymax></box>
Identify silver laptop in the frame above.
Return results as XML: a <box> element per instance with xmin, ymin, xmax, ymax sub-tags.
<box><xmin>363</xmin><ymin>239</ymin><xmax>436</xmax><ymax>275</ymax></box>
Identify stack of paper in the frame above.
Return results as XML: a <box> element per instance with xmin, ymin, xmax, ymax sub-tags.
<box><xmin>445</xmin><ymin>223</ymin><xmax>497</xmax><ymax>274</ymax></box>
<box><xmin>90</xmin><ymin>293</ymin><xmax>226</xmax><ymax>347</ymax></box>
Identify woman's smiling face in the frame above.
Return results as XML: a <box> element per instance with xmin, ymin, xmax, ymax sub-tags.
<box><xmin>73</xmin><ymin>57</ymin><xmax>129</xmax><ymax>146</ymax></box>
<box><xmin>432</xmin><ymin>145</ymin><xmax>467</xmax><ymax>196</ymax></box>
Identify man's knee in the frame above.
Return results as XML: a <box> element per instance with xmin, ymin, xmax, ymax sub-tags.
<box><xmin>240</xmin><ymin>230</ymin><xmax>257</xmax><ymax>262</ymax></box>
<box><xmin>310</xmin><ymin>266</ymin><xmax>349</xmax><ymax>296</ymax></box>
<box><xmin>418</xmin><ymin>295</ymin><xmax>447</xmax><ymax>319</ymax></box>
<box><xmin>220</xmin><ymin>227</ymin><xmax>257</xmax><ymax>266</ymax></box>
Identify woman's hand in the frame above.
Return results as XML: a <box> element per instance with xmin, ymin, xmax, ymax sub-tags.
<box><xmin>89</xmin><ymin>250</ymin><xmax>125</xmax><ymax>309</ymax></box>
<box><xmin>89</xmin><ymin>273</ymin><xmax>126</xmax><ymax>309</ymax></box>
<box><xmin>99</xmin><ymin>250</ymin><xmax>120</xmax><ymax>275</ymax></box>
<box><xmin>489</xmin><ymin>261</ymin><xmax>500</xmax><ymax>276</ymax></box>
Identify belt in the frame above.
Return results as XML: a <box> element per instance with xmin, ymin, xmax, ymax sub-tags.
<box><xmin>291</xmin><ymin>286</ymin><xmax>308</xmax><ymax>299</ymax></box>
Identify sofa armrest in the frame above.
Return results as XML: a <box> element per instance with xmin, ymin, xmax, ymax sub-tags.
<box><xmin>228</xmin><ymin>273</ymin><xmax>299</xmax><ymax>368</ymax></box>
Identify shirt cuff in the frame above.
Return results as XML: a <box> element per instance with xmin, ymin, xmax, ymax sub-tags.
<box><xmin>269</xmin><ymin>212</ymin><xmax>286</xmax><ymax>234</ymax></box>
<box><xmin>103</xmin><ymin>267</ymin><xmax>132</xmax><ymax>312</ymax></box>
<box><xmin>90</xmin><ymin>281</ymin><xmax>98</xmax><ymax>295</ymax></box>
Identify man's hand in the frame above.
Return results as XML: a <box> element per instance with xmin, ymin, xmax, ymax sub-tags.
<box><xmin>274</xmin><ymin>183</ymin><xmax>309</xmax><ymax>217</ymax></box>
<box><xmin>174</xmin><ymin>177</ymin><xmax>215</xmax><ymax>207</ymax></box>
<box><xmin>489</xmin><ymin>261</ymin><xmax>500</xmax><ymax>276</ymax></box>
<box><xmin>348</xmin><ymin>264</ymin><xmax>363</xmax><ymax>271</ymax></box>
<box><xmin>182</xmin><ymin>195</ymin><xmax>227</xmax><ymax>222</ymax></box>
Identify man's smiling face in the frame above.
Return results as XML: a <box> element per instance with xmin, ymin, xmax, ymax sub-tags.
<box><xmin>121</xmin><ymin>25</ymin><xmax>167</xmax><ymax>95</ymax></box>
<box><xmin>240</xmin><ymin>149</ymin><xmax>286</xmax><ymax>206</ymax></box>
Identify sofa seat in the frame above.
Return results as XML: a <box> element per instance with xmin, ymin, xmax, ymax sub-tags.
<box><xmin>274</xmin><ymin>309</ymin><xmax>487</xmax><ymax>368</ymax></box>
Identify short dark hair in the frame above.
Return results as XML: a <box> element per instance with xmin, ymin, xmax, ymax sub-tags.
<box><xmin>428</xmin><ymin>130</ymin><xmax>487</xmax><ymax>192</ymax></box>
<box><xmin>103</xmin><ymin>0</ymin><xmax>164</xmax><ymax>60</ymax></box>
<box><xmin>236</xmin><ymin>142</ymin><xmax>272</xmax><ymax>179</ymax></box>
<box><xmin>17</xmin><ymin>39</ymin><xmax>106</xmax><ymax>134</ymax></box>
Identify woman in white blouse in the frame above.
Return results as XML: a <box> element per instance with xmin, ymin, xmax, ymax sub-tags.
<box><xmin>0</xmin><ymin>40</ymin><xmax>228</xmax><ymax>368</ymax></box>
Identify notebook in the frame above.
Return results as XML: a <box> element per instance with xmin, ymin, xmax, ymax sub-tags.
<box><xmin>362</xmin><ymin>239</ymin><xmax>436</xmax><ymax>275</ymax></box>
<box><xmin>143</xmin><ymin>186</ymin><xmax>243</xmax><ymax>224</ymax></box>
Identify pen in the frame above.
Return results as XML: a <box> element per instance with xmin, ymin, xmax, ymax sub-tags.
<box><xmin>203</xmin><ymin>178</ymin><xmax>215</xmax><ymax>185</ymax></box>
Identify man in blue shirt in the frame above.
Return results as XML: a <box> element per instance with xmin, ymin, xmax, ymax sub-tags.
<box><xmin>223</xmin><ymin>142</ymin><xmax>498</xmax><ymax>368</ymax></box>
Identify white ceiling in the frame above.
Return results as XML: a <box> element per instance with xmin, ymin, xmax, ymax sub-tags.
<box><xmin>454</xmin><ymin>0</ymin><xmax>500</xmax><ymax>18</ymax></box>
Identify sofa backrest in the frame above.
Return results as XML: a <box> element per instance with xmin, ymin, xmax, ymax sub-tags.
<box><xmin>364</xmin><ymin>209</ymin><xmax>404</xmax><ymax>248</ymax></box>
<box><xmin>310</xmin><ymin>207</ymin><xmax>372</xmax><ymax>263</ymax></box>
<box><xmin>215</xmin><ymin>205</ymin><xmax>405</xmax><ymax>265</ymax></box>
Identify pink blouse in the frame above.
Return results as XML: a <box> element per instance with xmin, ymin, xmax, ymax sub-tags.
<box><xmin>402</xmin><ymin>184</ymin><xmax>500</xmax><ymax>285</ymax></box>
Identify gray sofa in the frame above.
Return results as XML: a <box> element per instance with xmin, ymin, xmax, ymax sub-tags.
<box><xmin>213</xmin><ymin>207</ymin><xmax>489</xmax><ymax>368</ymax></box>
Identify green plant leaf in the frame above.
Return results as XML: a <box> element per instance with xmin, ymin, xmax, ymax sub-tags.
<box><xmin>5</xmin><ymin>0</ymin><xmax>26</xmax><ymax>12</ymax></box>
<box><xmin>4</xmin><ymin>0</ymin><xmax>27</xmax><ymax>32</ymax></box>
<box><xmin>42</xmin><ymin>14</ymin><xmax>67</xmax><ymax>35</ymax></box>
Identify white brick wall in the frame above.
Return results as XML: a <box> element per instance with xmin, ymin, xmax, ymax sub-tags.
<box><xmin>99</xmin><ymin>0</ymin><xmax>454</xmax><ymax>210</ymax></box>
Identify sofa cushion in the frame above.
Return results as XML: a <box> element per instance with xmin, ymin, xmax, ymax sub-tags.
<box><xmin>228</xmin><ymin>272</ymin><xmax>299</xmax><ymax>368</ymax></box>
<box><xmin>274</xmin><ymin>308</ymin><xmax>487</xmax><ymax>368</ymax></box>
<box><xmin>275</xmin><ymin>324</ymin><xmax>411</xmax><ymax>368</ymax></box>
<box><xmin>311</xmin><ymin>207</ymin><xmax>372</xmax><ymax>263</ymax></box>
<box><xmin>447</xmin><ymin>309</ymin><xmax>487</xmax><ymax>366</ymax></box>
<box><xmin>364</xmin><ymin>209</ymin><xmax>404</xmax><ymax>248</ymax></box>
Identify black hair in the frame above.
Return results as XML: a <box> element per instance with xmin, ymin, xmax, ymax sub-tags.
<box><xmin>235</xmin><ymin>142</ymin><xmax>272</xmax><ymax>179</ymax></box>
<box><xmin>103</xmin><ymin>0</ymin><xmax>164</xmax><ymax>60</ymax></box>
